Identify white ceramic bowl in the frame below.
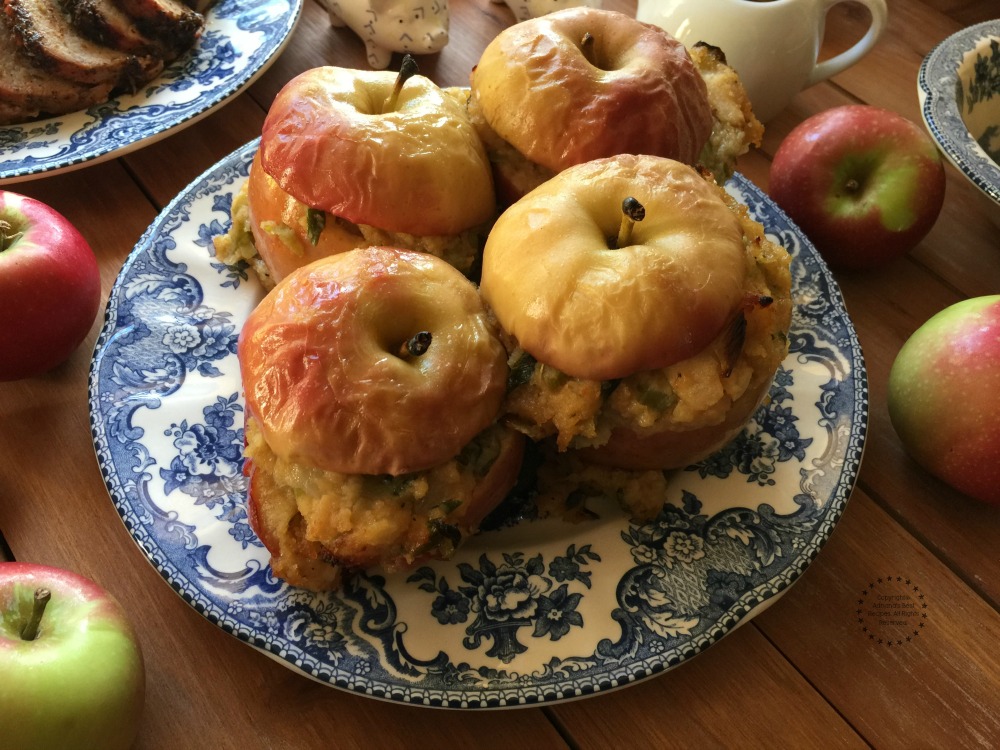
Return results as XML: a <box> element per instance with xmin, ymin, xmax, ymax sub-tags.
<box><xmin>918</xmin><ymin>20</ymin><xmax>1000</xmax><ymax>209</ymax></box>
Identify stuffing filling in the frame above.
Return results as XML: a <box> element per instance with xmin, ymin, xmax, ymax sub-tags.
<box><xmin>211</xmin><ymin>181</ymin><xmax>275</xmax><ymax>289</ymax></box>
<box><xmin>498</xmin><ymin>189</ymin><xmax>792</xmax><ymax>455</ymax></box>
<box><xmin>212</xmin><ymin>178</ymin><xmax>487</xmax><ymax>288</ymax></box>
<box><xmin>690</xmin><ymin>42</ymin><xmax>764</xmax><ymax>184</ymax></box>
<box><xmin>245</xmin><ymin>416</ymin><xmax>508</xmax><ymax>590</ymax></box>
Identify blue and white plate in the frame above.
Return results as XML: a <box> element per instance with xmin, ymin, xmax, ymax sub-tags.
<box><xmin>88</xmin><ymin>141</ymin><xmax>868</xmax><ymax>708</ymax></box>
<box><xmin>0</xmin><ymin>0</ymin><xmax>301</xmax><ymax>185</ymax></box>
<box><xmin>919</xmin><ymin>20</ymin><xmax>1000</xmax><ymax>207</ymax></box>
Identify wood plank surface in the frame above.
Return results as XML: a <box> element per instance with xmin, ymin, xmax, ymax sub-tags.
<box><xmin>2</xmin><ymin>0</ymin><xmax>998</xmax><ymax>747</ymax></box>
<box><xmin>755</xmin><ymin>491</ymin><xmax>1000</xmax><ymax>749</ymax></box>
<box><xmin>548</xmin><ymin>622</ymin><xmax>868</xmax><ymax>749</ymax></box>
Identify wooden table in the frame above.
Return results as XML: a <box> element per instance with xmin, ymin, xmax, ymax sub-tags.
<box><xmin>3</xmin><ymin>0</ymin><xmax>999</xmax><ymax>747</ymax></box>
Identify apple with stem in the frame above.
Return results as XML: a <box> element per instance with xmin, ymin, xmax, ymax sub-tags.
<box><xmin>239</xmin><ymin>246</ymin><xmax>524</xmax><ymax>589</ymax></box>
<box><xmin>768</xmin><ymin>105</ymin><xmax>946</xmax><ymax>271</ymax></box>
<box><xmin>0</xmin><ymin>191</ymin><xmax>102</xmax><ymax>381</ymax></box>
<box><xmin>888</xmin><ymin>295</ymin><xmax>1000</xmax><ymax>505</ymax></box>
<box><xmin>257</xmin><ymin>58</ymin><xmax>495</xmax><ymax>239</ymax></box>
<box><xmin>469</xmin><ymin>7</ymin><xmax>714</xmax><ymax>203</ymax></box>
<box><xmin>480</xmin><ymin>154</ymin><xmax>792</xmax><ymax>469</ymax></box>
<box><xmin>239</xmin><ymin>57</ymin><xmax>496</xmax><ymax>285</ymax></box>
<box><xmin>0</xmin><ymin>562</ymin><xmax>145</xmax><ymax>749</ymax></box>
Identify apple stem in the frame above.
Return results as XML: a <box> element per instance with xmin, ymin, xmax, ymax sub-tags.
<box><xmin>19</xmin><ymin>587</ymin><xmax>51</xmax><ymax>641</ymax></box>
<box><xmin>844</xmin><ymin>177</ymin><xmax>861</xmax><ymax>194</ymax></box>
<box><xmin>580</xmin><ymin>32</ymin><xmax>595</xmax><ymax>65</ymax></box>
<box><xmin>0</xmin><ymin>219</ymin><xmax>24</xmax><ymax>252</ymax></box>
<box><xmin>384</xmin><ymin>54</ymin><xmax>419</xmax><ymax>112</ymax></box>
<box><xmin>400</xmin><ymin>331</ymin><xmax>432</xmax><ymax>358</ymax></box>
<box><xmin>614</xmin><ymin>197</ymin><xmax>645</xmax><ymax>248</ymax></box>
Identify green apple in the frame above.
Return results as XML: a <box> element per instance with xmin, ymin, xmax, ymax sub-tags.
<box><xmin>888</xmin><ymin>296</ymin><xmax>1000</xmax><ymax>505</ymax></box>
<box><xmin>0</xmin><ymin>563</ymin><xmax>145</xmax><ymax>749</ymax></box>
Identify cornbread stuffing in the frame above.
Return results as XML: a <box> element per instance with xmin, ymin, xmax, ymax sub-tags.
<box><xmin>499</xmin><ymin>185</ymin><xmax>792</xmax><ymax>464</ymax></box>
<box><xmin>212</xmin><ymin>180</ymin><xmax>486</xmax><ymax>288</ymax></box>
<box><xmin>245</xmin><ymin>416</ymin><xmax>512</xmax><ymax>591</ymax></box>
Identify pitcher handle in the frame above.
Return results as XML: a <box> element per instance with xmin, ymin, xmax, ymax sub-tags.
<box><xmin>807</xmin><ymin>0</ymin><xmax>888</xmax><ymax>87</ymax></box>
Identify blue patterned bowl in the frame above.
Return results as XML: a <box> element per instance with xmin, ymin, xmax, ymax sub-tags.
<box><xmin>919</xmin><ymin>20</ymin><xmax>1000</xmax><ymax>211</ymax></box>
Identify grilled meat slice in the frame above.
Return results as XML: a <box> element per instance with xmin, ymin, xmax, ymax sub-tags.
<box><xmin>60</xmin><ymin>0</ymin><xmax>179</xmax><ymax>59</ymax></box>
<box><xmin>0</xmin><ymin>8</ymin><xmax>114</xmax><ymax>125</ymax></box>
<box><xmin>5</xmin><ymin>0</ymin><xmax>163</xmax><ymax>90</ymax></box>
<box><xmin>111</xmin><ymin>0</ymin><xmax>202</xmax><ymax>53</ymax></box>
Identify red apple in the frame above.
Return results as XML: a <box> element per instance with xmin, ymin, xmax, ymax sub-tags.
<box><xmin>0</xmin><ymin>191</ymin><xmax>102</xmax><ymax>381</ymax></box>
<box><xmin>0</xmin><ymin>562</ymin><xmax>145</xmax><ymax>749</ymax></box>
<box><xmin>887</xmin><ymin>295</ymin><xmax>1000</xmax><ymax>505</ymax></box>
<box><xmin>768</xmin><ymin>105</ymin><xmax>946</xmax><ymax>271</ymax></box>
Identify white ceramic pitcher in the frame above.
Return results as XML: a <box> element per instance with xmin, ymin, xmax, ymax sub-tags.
<box><xmin>636</xmin><ymin>0</ymin><xmax>888</xmax><ymax>122</ymax></box>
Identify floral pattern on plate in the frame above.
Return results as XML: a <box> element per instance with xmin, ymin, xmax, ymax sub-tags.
<box><xmin>89</xmin><ymin>140</ymin><xmax>868</xmax><ymax>708</ymax></box>
<box><xmin>0</xmin><ymin>0</ymin><xmax>301</xmax><ymax>184</ymax></box>
<box><xmin>919</xmin><ymin>20</ymin><xmax>1000</xmax><ymax>206</ymax></box>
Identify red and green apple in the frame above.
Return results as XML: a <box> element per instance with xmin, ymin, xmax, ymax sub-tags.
<box><xmin>768</xmin><ymin>105</ymin><xmax>946</xmax><ymax>271</ymax></box>
<box><xmin>887</xmin><ymin>295</ymin><xmax>1000</xmax><ymax>505</ymax></box>
<box><xmin>0</xmin><ymin>190</ymin><xmax>102</xmax><ymax>381</ymax></box>
<box><xmin>0</xmin><ymin>562</ymin><xmax>145</xmax><ymax>749</ymax></box>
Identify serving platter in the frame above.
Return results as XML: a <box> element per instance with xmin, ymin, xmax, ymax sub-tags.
<box><xmin>0</xmin><ymin>0</ymin><xmax>301</xmax><ymax>185</ymax></box>
<box><xmin>89</xmin><ymin>140</ymin><xmax>868</xmax><ymax>708</ymax></box>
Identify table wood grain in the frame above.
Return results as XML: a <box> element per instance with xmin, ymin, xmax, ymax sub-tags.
<box><xmin>2</xmin><ymin>0</ymin><xmax>999</xmax><ymax>747</ymax></box>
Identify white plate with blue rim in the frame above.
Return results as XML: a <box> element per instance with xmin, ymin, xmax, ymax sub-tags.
<box><xmin>918</xmin><ymin>19</ymin><xmax>1000</xmax><ymax>208</ymax></box>
<box><xmin>0</xmin><ymin>0</ymin><xmax>301</xmax><ymax>185</ymax></box>
<box><xmin>88</xmin><ymin>141</ymin><xmax>868</xmax><ymax>708</ymax></box>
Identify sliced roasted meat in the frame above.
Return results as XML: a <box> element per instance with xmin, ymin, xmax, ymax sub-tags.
<box><xmin>0</xmin><ymin>9</ymin><xmax>114</xmax><ymax>125</ymax></box>
<box><xmin>60</xmin><ymin>0</ymin><xmax>176</xmax><ymax>59</ymax></box>
<box><xmin>4</xmin><ymin>0</ymin><xmax>163</xmax><ymax>90</ymax></box>
<box><xmin>112</xmin><ymin>0</ymin><xmax>202</xmax><ymax>53</ymax></box>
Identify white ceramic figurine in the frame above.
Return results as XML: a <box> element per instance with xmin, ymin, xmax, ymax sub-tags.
<box><xmin>320</xmin><ymin>0</ymin><xmax>449</xmax><ymax>69</ymax></box>
<box><xmin>491</xmin><ymin>0</ymin><xmax>601</xmax><ymax>23</ymax></box>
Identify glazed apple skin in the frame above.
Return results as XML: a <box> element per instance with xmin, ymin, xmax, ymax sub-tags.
<box><xmin>0</xmin><ymin>191</ymin><xmax>102</xmax><ymax>381</ymax></box>
<box><xmin>471</xmin><ymin>8</ymin><xmax>712</xmax><ymax>173</ymax></box>
<box><xmin>481</xmin><ymin>155</ymin><xmax>747</xmax><ymax>381</ymax></box>
<box><xmin>239</xmin><ymin>246</ymin><xmax>508</xmax><ymax>476</ymax></box>
<box><xmin>888</xmin><ymin>295</ymin><xmax>1000</xmax><ymax>505</ymax></box>
<box><xmin>768</xmin><ymin>105</ymin><xmax>946</xmax><ymax>271</ymax></box>
<box><xmin>259</xmin><ymin>66</ymin><xmax>495</xmax><ymax>236</ymax></box>
<box><xmin>0</xmin><ymin>563</ymin><xmax>145</xmax><ymax>750</ymax></box>
<box><xmin>244</xmin><ymin>152</ymin><xmax>363</xmax><ymax>285</ymax></box>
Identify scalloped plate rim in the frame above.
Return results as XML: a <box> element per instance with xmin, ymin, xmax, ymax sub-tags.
<box><xmin>88</xmin><ymin>141</ymin><xmax>869</xmax><ymax>708</ymax></box>
<box><xmin>0</xmin><ymin>0</ymin><xmax>302</xmax><ymax>185</ymax></box>
<box><xmin>918</xmin><ymin>19</ymin><xmax>1000</xmax><ymax>205</ymax></box>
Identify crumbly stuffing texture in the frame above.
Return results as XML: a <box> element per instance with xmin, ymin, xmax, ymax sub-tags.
<box><xmin>212</xmin><ymin>180</ymin><xmax>276</xmax><ymax>290</ymax></box>
<box><xmin>532</xmin><ymin>446</ymin><xmax>672</xmax><ymax>523</ymax></box>
<box><xmin>499</xmin><ymin>177</ymin><xmax>792</xmax><ymax>454</ymax></box>
<box><xmin>245</xmin><ymin>417</ymin><xmax>508</xmax><ymax>591</ymax></box>
<box><xmin>691</xmin><ymin>42</ymin><xmax>765</xmax><ymax>185</ymax></box>
<box><xmin>353</xmin><ymin>221</ymin><xmax>486</xmax><ymax>277</ymax></box>
<box><xmin>211</xmin><ymin>177</ymin><xmax>487</xmax><ymax>286</ymax></box>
